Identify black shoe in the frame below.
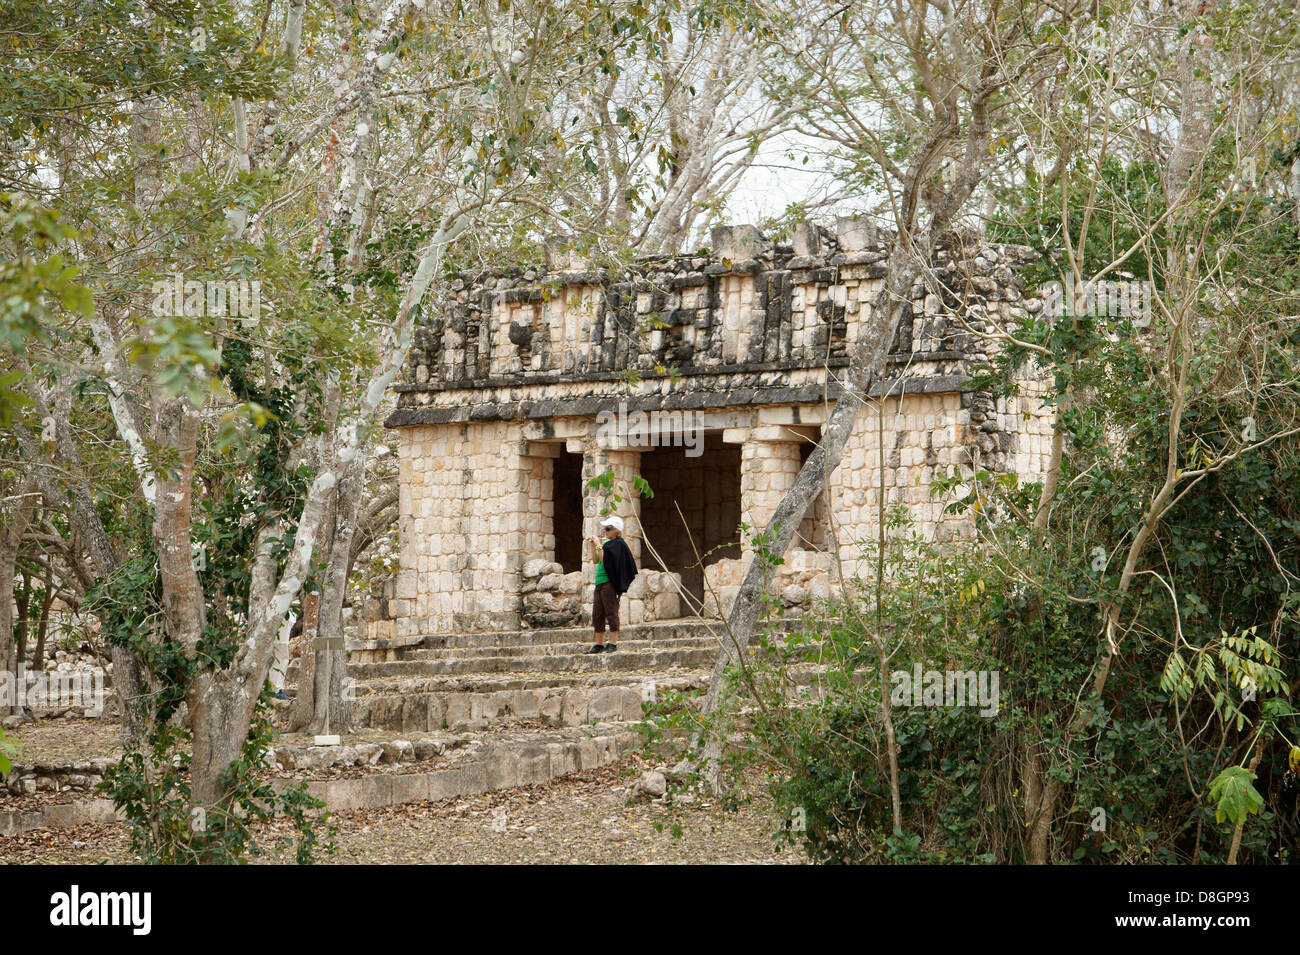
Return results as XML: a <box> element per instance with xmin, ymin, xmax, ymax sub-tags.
<box><xmin>604</xmin><ymin>643</ymin><xmax>618</xmax><ymax>652</ymax></box>
<box><xmin>585</xmin><ymin>644</ymin><xmax>605</xmax><ymax>654</ymax></box>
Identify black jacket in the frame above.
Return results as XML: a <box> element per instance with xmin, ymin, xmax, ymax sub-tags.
<box><xmin>599</xmin><ymin>537</ymin><xmax>638</xmax><ymax>596</ymax></box>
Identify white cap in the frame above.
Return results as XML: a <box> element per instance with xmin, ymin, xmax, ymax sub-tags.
<box><xmin>600</xmin><ymin>515</ymin><xmax>624</xmax><ymax>532</ymax></box>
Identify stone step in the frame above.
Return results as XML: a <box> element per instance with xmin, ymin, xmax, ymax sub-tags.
<box><xmin>277</xmin><ymin>725</ymin><xmax>644</xmax><ymax>813</ymax></box>
<box><xmin>298</xmin><ymin>663</ymin><xmax>825</xmax><ymax>733</ymax></box>
<box><xmin>289</xmin><ymin>645</ymin><xmax>724</xmax><ymax>685</ymax></box>
<box><xmin>396</xmin><ymin>635</ymin><xmax>719</xmax><ymax>661</ymax></box>
<box><xmin>283</xmin><ymin>644</ymin><xmax>828</xmax><ymax>698</ymax></box>
<box><xmin>347</xmin><ymin>680</ymin><xmax>658</xmax><ymax>732</ymax></box>
<box><xmin>0</xmin><ymin>798</ymin><xmax>121</xmax><ymax>837</ymax></box>
<box><xmin>282</xmin><ymin>641</ymin><xmax>722</xmax><ymax>686</ymax></box>
<box><xmin>288</xmin><ymin>635</ymin><xmax>728</xmax><ymax>684</ymax></box>
<box><xmin>280</xmin><ymin>664</ymin><xmax>716</xmax><ymax>701</ymax></box>
<box><xmin>3</xmin><ymin>727</ymin><xmax>647</xmax><ymax>832</ymax></box>
<box><xmin>281</xmin><ymin>669</ymin><xmax>720</xmax><ymax>732</ymax></box>
<box><xmin>347</xmin><ymin>617</ymin><xmax>800</xmax><ymax>660</ymax></box>
<box><xmin>351</xmin><ymin>646</ymin><xmax>720</xmax><ymax>680</ymax></box>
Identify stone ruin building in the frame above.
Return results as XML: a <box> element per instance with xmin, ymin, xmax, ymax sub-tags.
<box><xmin>369</xmin><ymin>218</ymin><xmax>1056</xmax><ymax>642</ymax></box>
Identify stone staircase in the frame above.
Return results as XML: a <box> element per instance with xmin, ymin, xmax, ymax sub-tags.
<box><xmin>282</xmin><ymin>617</ymin><xmax>813</xmax><ymax>735</ymax></box>
<box><xmin>268</xmin><ymin>614</ymin><xmax>829</xmax><ymax>814</ymax></box>
<box><xmin>266</xmin><ymin>618</ymin><xmax>734</xmax><ymax>814</ymax></box>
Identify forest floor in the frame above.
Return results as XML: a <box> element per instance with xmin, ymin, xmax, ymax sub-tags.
<box><xmin>0</xmin><ymin>753</ymin><xmax>804</xmax><ymax>864</ymax></box>
<box><xmin>3</xmin><ymin>717</ymin><xmax>121</xmax><ymax>763</ymax></box>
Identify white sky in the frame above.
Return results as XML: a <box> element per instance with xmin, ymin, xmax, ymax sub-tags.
<box><xmin>711</xmin><ymin>129</ymin><xmax>873</xmax><ymax>237</ymax></box>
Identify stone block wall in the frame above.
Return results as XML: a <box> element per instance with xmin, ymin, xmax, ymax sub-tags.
<box><xmin>622</xmin><ymin>569</ymin><xmax>683</xmax><ymax>626</ymax></box>
<box><xmin>829</xmin><ymin>391</ymin><xmax>969</xmax><ymax>577</ymax></box>
<box><xmin>362</xmin><ymin>575</ymin><xmax>398</xmax><ymax>643</ymax></box>
<box><xmin>703</xmin><ymin>548</ymin><xmax>836</xmax><ymax>618</ymax></box>
<box><xmin>4</xmin><ymin>757</ymin><xmax>118</xmax><ymax>797</ymax></box>
<box><xmin>396</xmin><ymin>419</ymin><xmax>529</xmax><ymax>635</ymax></box>
<box><xmin>738</xmin><ymin>428</ymin><xmax>805</xmax><ymax>561</ymax></box>
<box><xmin>390</xmin><ymin>397</ymin><xmax>1053</xmax><ymax>635</ymax></box>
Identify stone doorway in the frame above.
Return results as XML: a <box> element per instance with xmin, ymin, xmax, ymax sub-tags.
<box><xmin>637</xmin><ymin>433</ymin><xmax>742</xmax><ymax>610</ymax></box>
<box><xmin>552</xmin><ymin>450</ymin><xmax>584</xmax><ymax>573</ymax></box>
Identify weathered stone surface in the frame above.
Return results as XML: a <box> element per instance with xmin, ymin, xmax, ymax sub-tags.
<box><xmin>513</xmin><ymin>688</ymin><xmax>543</xmax><ymax>720</ymax></box>
<box><xmin>635</xmin><ymin>770</ymin><xmax>667</xmax><ymax>797</ymax></box>
<box><xmin>561</xmin><ymin>689</ymin><xmax>588</xmax><ymax>726</ymax></box>
<box><xmin>444</xmin><ymin>693</ymin><xmax>471</xmax><ymax>729</ymax></box>
<box><xmin>413</xmin><ymin>740</ymin><xmax>444</xmax><ymax>761</ymax></box>
<box><xmin>587</xmin><ymin>686</ymin><xmax>625</xmax><ymax>722</ymax></box>
<box><xmin>390</xmin><ymin>773</ymin><xmax>429</xmax><ymax>804</ymax></box>
<box><xmin>539</xmin><ymin>694</ymin><xmax>563</xmax><ymax>727</ymax></box>
<box><xmin>482</xmin><ymin>745</ymin><xmax>520</xmax><ymax>790</ymax></box>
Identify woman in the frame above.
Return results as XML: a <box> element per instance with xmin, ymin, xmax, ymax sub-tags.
<box><xmin>586</xmin><ymin>514</ymin><xmax>637</xmax><ymax>654</ymax></box>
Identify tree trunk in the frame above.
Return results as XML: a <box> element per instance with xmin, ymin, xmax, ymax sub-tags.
<box><xmin>0</xmin><ymin>482</ymin><xmax>38</xmax><ymax>717</ymax></box>
<box><xmin>288</xmin><ymin>592</ymin><xmax>321</xmax><ymax>732</ymax></box>
<box><xmin>1025</xmin><ymin>0</ymin><xmax>1219</xmax><ymax>862</ymax></box>
<box><xmin>289</xmin><ymin>488</ymin><xmax>336</xmax><ymax>734</ymax></box>
<box><xmin>304</xmin><ymin>469</ymin><xmax>363</xmax><ymax>735</ymax></box>
<box><xmin>15</xmin><ymin>572</ymin><xmax>32</xmax><ymax>670</ymax></box>
<box><xmin>150</xmin><ymin>396</ymin><xmax>206</xmax><ymax>652</ymax></box>
<box><xmin>187</xmin><ymin>670</ymin><xmax>260</xmax><ymax>815</ymax></box>
<box><xmin>16</xmin><ymin>296</ymin><xmax>148</xmax><ymax>744</ymax></box>
<box><xmin>32</xmin><ymin>585</ymin><xmax>53</xmax><ymax>674</ymax></box>
<box><xmin>61</xmin><ymin>470</ymin><xmax>146</xmax><ymax>740</ymax></box>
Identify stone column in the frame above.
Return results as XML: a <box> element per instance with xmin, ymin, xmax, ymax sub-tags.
<box><xmin>737</xmin><ymin>426</ymin><xmax>804</xmax><ymax>562</ymax></box>
<box><xmin>580</xmin><ymin>441</ymin><xmax>642</xmax><ymax>563</ymax></box>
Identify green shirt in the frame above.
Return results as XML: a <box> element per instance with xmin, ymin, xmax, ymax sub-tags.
<box><xmin>594</xmin><ymin>545</ymin><xmax>609</xmax><ymax>585</ymax></box>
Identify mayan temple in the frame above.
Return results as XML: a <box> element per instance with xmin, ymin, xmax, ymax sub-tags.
<box><xmin>373</xmin><ymin>219</ymin><xmax>1057</xmax><ymax>641</ymax></box>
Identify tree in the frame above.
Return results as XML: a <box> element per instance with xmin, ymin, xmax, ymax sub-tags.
<box><xmin>682</xmin><ymin>0</ymin><xmax>1084</xmax><ymax>792</ymax></box>
<box><xmin>2</xmin><ymin>0</ymin><xmax>745</xmax><ymax>857</ymax></box>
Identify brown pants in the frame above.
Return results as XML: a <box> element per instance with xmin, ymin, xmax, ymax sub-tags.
<box><xmin>592</xmin><ymin>582</ymin><xmax>619</xmax><ymax>634</ymax></box>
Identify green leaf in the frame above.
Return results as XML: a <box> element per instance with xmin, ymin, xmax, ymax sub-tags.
<box><xmin>1206</xmin><ymin>765</ymin><xmax>1264</xmax><ymax>826</ymax></box>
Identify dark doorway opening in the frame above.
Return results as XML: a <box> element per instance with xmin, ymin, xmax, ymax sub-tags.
<box><xmin>638</xmin><ymin>433</ymin><xmax>742</xmax><ymax>610</ymax></box>
<box><xmin>553</xmin><ymin>450</ymin><xmax>584</xmax><ymax>573</ymax></box>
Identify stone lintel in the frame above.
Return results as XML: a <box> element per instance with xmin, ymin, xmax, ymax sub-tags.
<box><xmin>751</xmin><ymin>425</ymin><xmax>803</xmax><ymax>442</ymax></box>
<box><xmin>385</xmin><ymin>375</ymin><xmax>968</xmax><ymax>428</ymax></box>
<box><xmin>697</xmin><ymin>410</ymin><xmax>755</xmax><ymax>431</ymax></box>
<box><xmin>519</xmin><ymin>417</ymin><xmax>591</xmax><ymax>441</ymax></box>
